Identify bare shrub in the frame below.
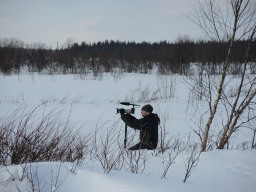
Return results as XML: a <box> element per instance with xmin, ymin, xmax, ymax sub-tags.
<box><xmin>124</xmin><ymin>76</ymin><xmax>177</xmax><ymax>103</ymax></box>
<box><xmin>183</xmin><ymin>143</ymin><xmax>201</xmax><ymax>183</ymax></box>
<box><xmin>161</xmin><ymin>136</ymin><xmax>185</xmax><ymax>179</ymax></box>
<box><xmin>111</xmin><ymin>68</ymin><xmax>123</xmax><ymax>83</ymax></box>
<box><xmin>123</xmin><ymin>149</ymin><xmax>150</xmax><ymax>174</ymax></box>
<box><xmin>0</xmin><ymin>104</ymin><xmax>90</xmax><ymax>166</ymax></box>
<box><xmin>92</xmin><ymin>65</ymin><xmax>104</xmax><ymax>80</ymax></box>
<box><xmin>92</xmin><ymin>120</ymin><xmax>125</xmax><ymax>173</ymax></box>
<box><xmin>157</xmin><ymin>74</ymin><xmax>177</xmax><ymax>100</ymax></box>
<box><xmin>158</xmin><ymin>110</ymin><xmax>172</xmax><ymax>153</ymax></box>
<box><xmin>184</xmin><ymin>64</ymin><xmax>217</xmax><ymax>103</ymax></box>
<box><xmin>1</xmin><ymin>162</ymin><xmax>70</xmax><ymax>192</ymax></box>
<box><xmin>235</xmin><ymin>141</ymin><xmax>250</xmax><ymax>150</ymax></box>
<box><xmin>124</xmin><ymin>81</ymin><xmax>159</xmax><ymax>103</ymax></box>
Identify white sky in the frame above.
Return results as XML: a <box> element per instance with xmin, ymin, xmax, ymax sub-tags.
<box><xmin>0</xmin><ymin>0</ymin><xmax>203</xmax><ymax>47</ymax></box>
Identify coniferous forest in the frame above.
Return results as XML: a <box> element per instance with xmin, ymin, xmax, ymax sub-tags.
<box><xmin>0</xmin><ymin>38</ymin><xmax>255</xmax><ymax>75</ymax></box>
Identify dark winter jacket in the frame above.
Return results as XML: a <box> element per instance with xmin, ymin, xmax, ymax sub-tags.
<box><xmin>121</xmin><ymin>113</ymin><xmax>160</xmax><ymax>149</ymax></box>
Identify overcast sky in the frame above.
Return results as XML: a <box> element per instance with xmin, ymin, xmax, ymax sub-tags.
<box><xmin>0</xmin><ymin>0</ymin><xmax>203</xmax><ymax>47</ymax></box>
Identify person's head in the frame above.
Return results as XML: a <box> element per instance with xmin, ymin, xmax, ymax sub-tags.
<box><xmin>141</xmin><ymin>104</ymin><xmax>153</xmax><ymax>117</ymax></box>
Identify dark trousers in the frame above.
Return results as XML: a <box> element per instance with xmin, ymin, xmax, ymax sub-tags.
<box><xmin>128</xmin><ymin>142</ymin><xmax>155</xmax><ymax>150</ymax></box>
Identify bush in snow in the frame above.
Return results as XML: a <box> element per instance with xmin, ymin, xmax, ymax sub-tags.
<box><xmin>0</xmin><ymin>104</ymin><xmax>90</xmax><ymax>166</ymax></box>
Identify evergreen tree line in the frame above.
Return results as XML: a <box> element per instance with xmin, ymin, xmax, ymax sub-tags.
<box><xmin>0</xmin><ymin>38</ymin><xmax>255</xmax><ymax>75</ymax></box>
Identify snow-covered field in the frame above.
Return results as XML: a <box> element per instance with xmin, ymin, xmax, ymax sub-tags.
<box><xmin>0</xmin><ymin>72</ymin><xmax>255</xmax><ymax>192</ymax></box>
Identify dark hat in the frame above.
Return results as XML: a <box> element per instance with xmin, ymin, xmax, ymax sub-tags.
<box><xmin>141</xmin><ymin>104</ymin><xmax>153</xmax><ymax>113</ymax></box>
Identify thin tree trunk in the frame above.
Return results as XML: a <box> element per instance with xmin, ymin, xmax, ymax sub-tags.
<box><xmin>201</xmin><ymin>37</ymin><xmax>235</xmax><ymax>151</ymax></box>
<box><xmin>218</xmin><ymin>89</ymin><xmax>256</xmax><ymax>149</ymax></box>
<box><xmin>252</xmin><ymin>128</ymin><xmax>256</xmax><ymax>149</ymax></box>
<box><xmin>218</xmin><ymin>25</ymin><xmax>256</xmax><ymax>149</ymax></box>
<box><xmin>201</xmin><ymin>0</ymin><xmax>243</xmax><ymax>151</ymax></box>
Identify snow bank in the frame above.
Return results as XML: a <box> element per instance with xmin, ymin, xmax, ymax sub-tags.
<box><xmin>0</xmin><ymin>73</ymin><xmax>255</xmax><ymax>192</ymax></box>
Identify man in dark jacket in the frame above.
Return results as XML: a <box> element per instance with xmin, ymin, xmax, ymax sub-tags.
<box><xmin>120</xmin><ymin>104</ymin><xmax>160</xmax><ymax>150</ymax></box>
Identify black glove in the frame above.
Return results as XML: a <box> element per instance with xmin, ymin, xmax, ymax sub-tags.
<box><xmin>119</xmin><ymin>108</ymin><xmax>125</xmax><ymax>115</ymax></box>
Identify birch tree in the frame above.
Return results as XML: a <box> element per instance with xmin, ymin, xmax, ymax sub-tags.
<box><xmin>190</xmin><ymin>0</ymin><xmax>256</xmax><ymax>151</ymax></box>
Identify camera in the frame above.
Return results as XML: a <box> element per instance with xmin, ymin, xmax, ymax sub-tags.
<box><xmin>116</xmin><ymin>108</ymin><xmax>135</xmax><ymax>114</ymax></box>
<box><xmin>116</xmin><ymin>102</ymin><xmax>140</xmax><ymax>114</ymax></box>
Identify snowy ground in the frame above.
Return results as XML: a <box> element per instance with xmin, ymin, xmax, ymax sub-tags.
<box><xmin>0</xmin><ymin>72</ymin><xmax>255</xmax><ymax>192</ymax></box>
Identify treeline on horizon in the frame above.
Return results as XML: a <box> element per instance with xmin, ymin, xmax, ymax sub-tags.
<box><xmin>0</xmin><ymin>38</ymin><xmax>255</xmax><ymax>75</ymax></box>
